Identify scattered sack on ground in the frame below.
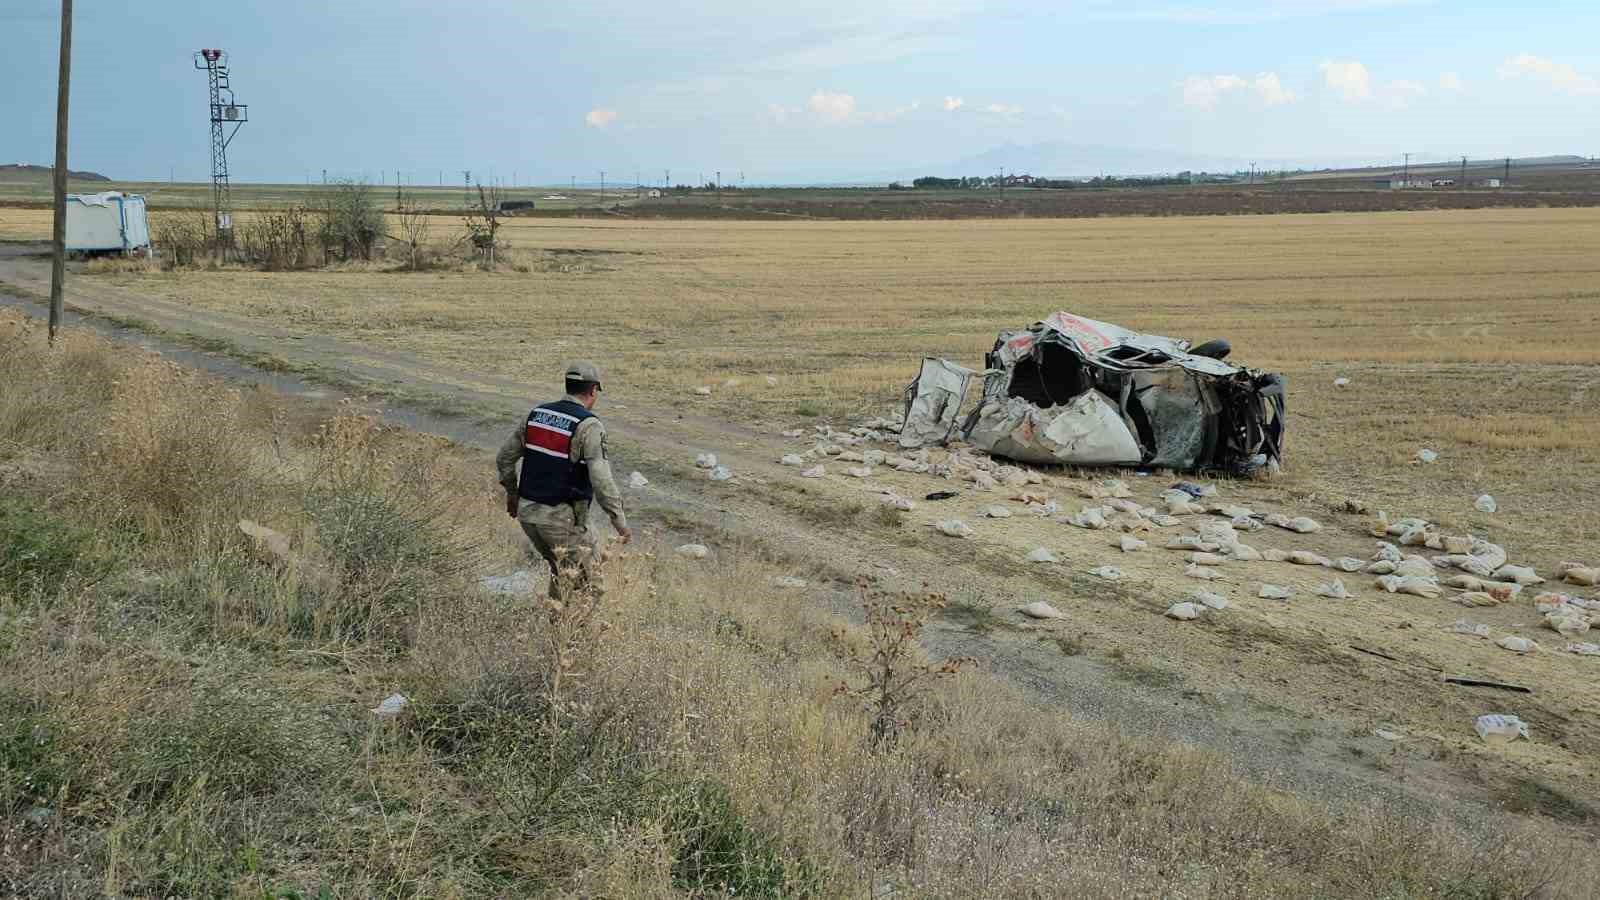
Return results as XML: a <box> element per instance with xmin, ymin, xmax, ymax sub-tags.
<box><xmin>846</xmin><ymin>466</ymin><xmax>873</xmax><ymax>478</ymax></box>
<box><xmin>1227</xmin><ymin>543</ymin><xmax>1264</xmax><ymax>562</ymax></box>
<box><xmin>1263</xmin><ymin>549</ymin><xmax>1290</xmax><ymax>563</ymax></box>
<box><xmin>1494</xmin><ymin>635</ymin><xmax>1539</xmax><ymax>654</ymax></box>
<box><xmin>1475</xmin><ymin>714</ymin><xmax>1529</xmax><ymax>745</ymax></box>
<box><xmin>1020</xmin><ymin>600</ymin><xmax>1066</xmax><ymax>620</ymax></box>
<box><xmin>1185</xmin><ymin>563</ymin><xmax>1224</xmax><ymax>581</ymax></box>
<box><xmin>1365</xmin><ymin>559</ymin><xmax>1398</xmax><ymax>575</ymax></box>
<box><xmin>1188</xmin><ymin>552</ymin><xmax>1227</xmax><ymax>566</ymax></box>
<box><xmin>1560</xmin><ymin>565</ymin><xmax>1599</xmax><ymax>587</ymax></box>
<box><xmin>779</xmin><ymin>454</ymin><xmax>804</xmax><ymax>466</ymax></box>
<box><xmin>800</xmin><ymin>465</ymin><xmax>826</xmax><ymax>478</ymax></box>
<box><xmin>479</xmin><ymin>571</ymin><xmax>538</xmax><ymax>596</ymax></box>
<box><xmin>780</xmin><ymin>428</ymin><xmax>805</xmax><ymax>438</ymax></box>
<box><xmin>1331</xmin><ymin>557</ymin><xmax>1364</xmax><ymax>573</ymax></box>
<box><xmin>628</xmin><ymin>471</ymin><xmax>650</xmax><ymax>488</ymax></box>
<box><xmin>1118</xmin><ymin>535</ymin><xmax>1147</xmax><ymax>553</ymax></box>
<box><xmin>772</xmin><ymin>576</ymin><xmax>808</xmax><ymax>589</ymax></box>
<box><xmin>1567</xmin><ymin>642</ymin><xmax>1600</xmax><ymax>656</ymax></box>
<box><xmin>1088</xmin><ymin>566</ymin><xmax>1124</xmax><ymax>580</ymax></box>
<box><xmin>1492</xmin><ymin>565</ymin><xmax>1544</xmax><ymax>586</ymax></box>
<box><xmin>1315</xmin><ymin>579</ymin><xmax>1351</xmax><ymax>599</ymax></box>
<box><xmin>1067</xmin><ymin>507</ymin><xmax>1108</xmax><ymax>530</ymax></box>
<box><xmin>1372</xmin><ymin>542</ymin><xmax>1403</xmax><ymax>563</ymax></box>
<box><xmin>694</xmin><ymin>452</ymin><xmax>718</xmax><ymax>469</ymax></box>
<box><xmin>1265</xmin><ymin>513</ymin><xmax>1322</xmax><ymax>534</ymax></box>
<box><xmin>1168</xmin><ymin>535</ymin><xmax>1218</xmax><ymax>552</ymax></box>
<box><xmin>1170</xmin><ymin>481</ymin><xmax>1216</xmax><ymax>499</ymax></box>
<box><xmin>1474</xmin><ymin>494</ymin><xmax>1497</xmax><ymax>513</ymax></box>
<box><xmin>879</xmin><ymin>494</ymin><xmax>915</xmax><ymax>512</ymax></box>
<box><xmin>1444</xmin><ymin>573</ymin><xmax>1487</xmax><ymax>590</ymax></box>
<box><xmin>984</xmin><ymin>505</ymin><xmax>1013</xmax><ymax>518</ymax></box>
<box><xmin>1543</xmin><ymin>610</ymin><xmax>1591</xmax><ymax>637</ymax></box>
<box><xmin>676</xmin><ymin>544</ymin><xmax>710</xmax><ymax>559</ymax></box>
<box><xmin>1454</xmin><ymin>592</ymin><xmax>1499</xmax><ymax>608</ymax></box>
<box><xmin>1447</xmin><ymin>620</ymin><xmax>1491</xmax><ymax>638</ymax></box>
<box><xmin>1026</xmin><ymin>547</ymin><xmax>1059</xmax><ymax>564</ymax></box>
<box><xmin>1258</xmin><ymin>584</ymin><xmax>1293</xmax><ymax>600</ymax></box>
<box><xmin>1103</xmin><ymin>479</ymin><xmax>1133</xmax><ymax>499</ymax></box>
<box><xmin>1375</xmin><ymin>575</ymin><xmax>1442</xmax><ymax>598</ymax></box>
<box><xmin>693</xmin><ymin>386</ymin><xmax>713</xmax><ymax>396</ymax></box>
<box><xmin>1415</xmin><ymin>448</ymin><xmax>1439</xmax><ymax>464</ymax></box>
<box><xmin>933</xmin><ymin>519</ymin><xmax>974</xmax><ymax>539</ymax></box>
<box><xmin>1334</xmin><ymin>376</ymin><xmax>1350</xmax><ymax>388</ymax></box>
<box><xmin>1165</xmin><ymin>602</ymin><xmax>1203</xmax><ymax>621</ymax></box>
<box><xmin>1287</xmin><ymin>550</ymin><xmax>1331</xmax><ymax>567</ymax></box>
<box><xmin>709</xmin><ymin>465</ymin><xmax>733</xmax><ymax>482</ymax></box>
<box><xmin>372</xmin><ymin>693</ymin><xmax>409</xmax><ymax>718</ymax></box>
<box><xmin>1193</xmin><ymin>590</ymin><xmax>1229</xmax><ymax>610</ymax></box>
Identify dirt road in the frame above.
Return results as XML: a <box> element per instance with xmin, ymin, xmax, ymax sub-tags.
<box><xmin>3</xmin><ymin>245</ymin><xmax>1595</xmax><ymax>833</ymax></box>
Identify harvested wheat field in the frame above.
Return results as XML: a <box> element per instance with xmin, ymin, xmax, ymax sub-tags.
<box><xmin>3</xmin><ymin>206</ymin><xmax>1600</xmax><ymax>895</ymax></box>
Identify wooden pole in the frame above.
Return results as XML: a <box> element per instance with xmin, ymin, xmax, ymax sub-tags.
<box><xmin>48</xmin><ymin>0</ymin><xmax>73</xmax><ymax>345</ymax></box>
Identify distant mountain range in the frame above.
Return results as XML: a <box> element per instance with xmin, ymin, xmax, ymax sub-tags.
<box><xmin>0</xmin><ymin>164</ymin><xmax>111</xmax><ymax>183</ymax></box>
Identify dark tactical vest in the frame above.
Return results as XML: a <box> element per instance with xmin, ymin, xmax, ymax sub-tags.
<box><xmin>518</xmin><ymin>400</ymin><xmax>596</xmax><ymax>504</ymax></box>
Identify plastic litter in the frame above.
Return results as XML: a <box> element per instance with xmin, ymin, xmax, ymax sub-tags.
<box><xmin>1168</xmin><ymin>535</ymin><xmax>1217</xmax><ymax>551</ymax></box>
<box><xmin>1088</xmin><ymin>566</ymin><xmax>1124</xmax><ymax>580</ymax></box>
<box><xmin>1415</xmin><ymin>448</ymin><xmax>1438</xmax><ymax>464</ymax></box>
<box><xmin>694</xmin><ymin>452</ymin><xmax>718</xmax><ymax>469</ymax></box>
<box><xmin>1026</xmin><ymin>547</ymin><xmax>1059</xmax><ymax>564</ymax></box>
<box><xmin>983</xmin><ymin>505</ymin><xmax>1013</xmax><ymax>519</ymax></box>
<box><xmin>779</xmin><ymin>454</ymin><xmax>804</xmax><ymax>466</ymax></box>
<box><xmin>1258</xmin><ymin>584</ymin><xmax>1292</xmax><ymax>600</ymax></box>
<box><xmin>1315</xmin><ymin>579</ymin><xmax>1351</xmax><ymax>599</ymax></box>
<box><xmin>372</xmin><ymin>693</ymin><xmax>410</xmax><ymax>718</ymax></box>
<box><xmin>1494</xmin><ymin>635</ymin><xmax>1539</xmax><ymax>654</ymax></box>
<box><xmin>800</xmin><ymin>465</ymin><xmax>826</xmax><ymax>478</ymax></box>
<box><xmin>627</xmin><ymin>471</ymin><xmax>650</xmax><ymax>488</ymax></box>
<box><xmin>1165</xmin><ymin>602</ymin><xmax>1203</xmax><ymax>621</ymax></box>
<box><xmin>1474</xmin><ymin>494</ymin><xmax>1497</xmax><ymax>513</ymax></box>
<box><xmin>933</xmin><ymin>519</ymin><xmax>975</xmax><ymax>539</ymax></box>
<box><xmin>1474</xmin><ymin>714</ymin><xmax>1529</xmax><ymax>745</ymax></box>
<box><xmin>1020</xmin><ymin>600</ymin><xmax>1066</xmax><ymax>620</ymax></box>
<box><xmin>676</xmin><ymin>544</ymin><xmax>710</xmax><ymax>559</ymax></box>
<box><xmin>1372</xmin><ymin>542</ymin><xmax>1403</xmax><ymax>563</ymax></box>
<box><xmin>709</xmin><ymin>465</ymin><xmax>733</xmax><ymax>481</ymax></box>
<box><xmin>1375</xmin><ymin>728</ymin><xmax>1403</xmax><ymax>741</ymax></box>
<box><xmin>1393</xmin><ymin>557</ymin><xmax>1436</xmax><ymax>579</ymax></box>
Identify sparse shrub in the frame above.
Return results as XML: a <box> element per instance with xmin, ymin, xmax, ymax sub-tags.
<box><xmin>317</xmin><ymin>178</ymin><xmax>383</xmax><ymax>261</ymax></box>
<box><xmin>237</xmin><ymin>204</ymin><xmax>321</xmax><ymax>270</ymax></box>
<box><xmin>832</xmin><ymin>580</ymin><xmax>974</xmax><ymax>746</ymax></box>
<box><xmin>667</xmin><ymin>782</ymin><xmax>802</xmax><ymax>897</ymax></box>
<box><xmin>152</xmin><ymin>208</ymin><xmax>213</xmax><ymax>267</ymax></box>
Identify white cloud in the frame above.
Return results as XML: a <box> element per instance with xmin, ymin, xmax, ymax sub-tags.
<box><xmin>1182</xmin><ymin>72</ymin><xmax>1295</xmax><ymax>109</ymax></box>
<box><xmin>1320</xmin><ymin>60</ymin><xmax>1372</xmax><ymax>102</ymax></box>
<box><xmin>982</xmin><ymin>102</ymin><xmax>1024</xmax><ymax>117</ymax></box>
<box><xmin>806</xmin><ymin>90</ymin><xmax>857</xmax><ymax>122</ymax></box>
<box><xmin>1439</xmin><ymin>71</ymin><xmax>1463</xmax><ymax>91</ymax></box>
<box><xmin>1499</xmin><ymin>54</ymin><xmax>1600</xmax><ymax>96</ymax></box>
<box><xmin>1252</xmin><ymin>72</ymin><xmax>1297</xmax><ymax>106</ymax></box>
<box><xmin>584</xmin><ymin>108</ymin><xmax>618</xmax><ymax>128</ymax></box>
<box><xmin>943</xmin><ymin>95</ymin><xmax>964</xmax><ymax>111</ymax></box>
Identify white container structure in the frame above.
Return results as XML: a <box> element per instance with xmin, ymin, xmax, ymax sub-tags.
<box><xmin>65</xmin><ymin>192</ymin><xmax>150</xmax><ymax>253</ymax></box>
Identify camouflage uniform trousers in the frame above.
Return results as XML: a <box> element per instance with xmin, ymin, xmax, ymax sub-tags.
<box><xmin>517</xmin><ymin>498</ymin><xmax>605</xmax><ymax>601</ymax></box>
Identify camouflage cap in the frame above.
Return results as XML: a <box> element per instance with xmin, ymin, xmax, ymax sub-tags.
<box><xmin>563</xmin><ymin>360</ymin><xmax>602</xmax><ymax>388</ymax></box>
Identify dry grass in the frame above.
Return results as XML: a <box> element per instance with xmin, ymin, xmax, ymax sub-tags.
<box><xmin>6</xmin><ymin>309</ymin><xmax>1600</xmax><ymax>896</ymax></box>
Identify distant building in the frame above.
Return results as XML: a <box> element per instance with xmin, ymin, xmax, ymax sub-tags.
<box><xmin>1388</xmin><ymin>178</ymin><xmax>1432</xmax><ymax>189</ymax></box>
<box><xmin>647</xmin><ymin>189</ymin><xmax>662</xmax><ymax>198</ymax></box>
<box><xmin>1478</xmin><ymin>178</ymin><xmax>1502</xmax><ymax>188</ymax></box>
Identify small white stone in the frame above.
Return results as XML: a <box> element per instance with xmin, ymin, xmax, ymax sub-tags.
<box><xmin>676</xmin><ymin>543</ymin><xmax>709</xmax><ymax>560</ymax></box>
<box><xmin>372</xmin><ymin>693</ymin><xmax>410</xmax><ymax>718</ymax></box>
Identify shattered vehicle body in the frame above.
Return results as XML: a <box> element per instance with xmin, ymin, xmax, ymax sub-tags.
<box><xmin>905</xmin><ymin>312</ymin><xmax>1285</xmax><ymax>474</ymax></box>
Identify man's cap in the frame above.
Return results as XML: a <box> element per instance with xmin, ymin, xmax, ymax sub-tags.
<box><xmin>564</xmin><ymin>360</ymin><xmax>602</xmax><ymax>387</ymax></box>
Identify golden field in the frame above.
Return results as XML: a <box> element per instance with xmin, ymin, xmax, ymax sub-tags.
<box><xmin>34</xmin><ymin>205</ymin><xmax>1600</xmax><ymax>563</ymax></box>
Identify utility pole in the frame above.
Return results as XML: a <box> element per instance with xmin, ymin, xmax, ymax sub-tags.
<box><xmin>715</xmin><ymin>170</ymin><xmax>721</xmax><ymax>202</ymax></box>
<box><xmin>1403</xmin><ymin>152</ymin><xmax>1410</xmax><ymax>185</ymax></box>
<box><xmin>664</xmin><ymin>169</ymin><xmax>670</xmax><ymax>188</ymax></box>
<box><xmin>48</xmin><ymin>0</ymin><xmax>72</xmax><ymax>344</ymax></box>
<box><xmin>1460</xmin><ymin>156</ymin><xmax>1467</xmax><ymax>189</ymax></box>
<box><xmin>599</xmin><ymin>170</ymin><xmax>605</xmax><ymax>202</ymax></box>
<box><xmin>1504</xmin><ymin>157</ymin><xmax>1511</xmax><ymax>185</ymax></box>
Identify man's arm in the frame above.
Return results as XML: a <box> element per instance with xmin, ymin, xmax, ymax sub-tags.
<box><xmin>574</xmin><ymin>418</ymin><xmax>629</xmax><ymax>536</ymax></box>
<box><xmin>495</xmin><ymin>420</ymin><xmax>525</xmax><ymax>515</ymax></box>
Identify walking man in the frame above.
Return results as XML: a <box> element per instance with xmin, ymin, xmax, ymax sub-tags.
<box><xmin>497</xmin><ymin>361</ymin><xmax>631</xmax><ymax>600</ymax></box>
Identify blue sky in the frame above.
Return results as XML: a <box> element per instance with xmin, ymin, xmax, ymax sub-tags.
<box><xmin>3</xmin><ymin>1</ymin><xmax>1598</xmax><ymax>183</ymax></box>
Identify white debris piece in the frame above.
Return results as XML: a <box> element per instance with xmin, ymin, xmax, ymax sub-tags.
<box><xmin>1118</xmin><ymin>535</ymin><xmax>1147</xmax><ymax>553</ymax></box>
<box><xmin>983</xmin><ymin>505</ymin><xmax>1013</xmax><ymax>519</ymax></box>
<box><xmin>1375</xmin><ymin>729</ymin><xmax>1404</xmax><ymax>742</ymax></box>
<box><xmin>709</xmin><ymin>465</ymin><xmax>733</xmax><ymax>481</ymax></box>
<box><xmin>1543</xmin><ymin>611</ymin><xmax>1591</xmax><ymax>637</ymax></box>
<box><xmin>1475</xmin><ymin>714</ymin><xmax>1529</xmax><ymax>745</ymax></box>
<box><xmin>1393</xmin><ymin>556</ymin><xmax>1436</xmax><ymax>579</ymax></box>
<box><xmin>838</xmin><ymin>450</ymin><xmax>866</xmax><ymax>463</ymax></box>
<box><xmin>1187</xmin><ymin>552</ymin><xmax>1227</xmax><ymax>566</ymax></box>
<box><xmin>766</xmin><ymin>375</ymin><xmax>780</xmax><ymax>386</ymax></box>
<box><xmin>781</xmin><ymin>428</ymin><xmax>805</xmax><ymax>438</ymax></box>
<box><xmin>695</xmin><ymin>452</ymin><xmax>718</xmax><ymax>469</ymax></box>
<box><xmin>1563</xmin><ymin>566</ymin><xmax>1600</xmax><ymax>587</ymax></box>
<box><xmin>1226</xmin><ymin>543</ymin><xmax>1263</xmax><ymax>562</ymax></box>
<box><xmin>1185</xmin><ymin>563</ymin><xmax>1225</xmax><ymax>581</ymax></box>
<box><xmin>1103</xmin><ymin>479</ymin><xmax>1133</xmax><ymax>498</ymax></box>
<box><xmin>1088</xmin><ymin>566</ymin><xmax>1124</xmax><ymax>580</ymax></box>
<box><xmin>1029</xmin><ymin>500</ymin><xmax>1059</xmax><ymax>517</ymax></box>
<box><xmin>1372</xmin><ymin>542</ymin><xmax>1403</xmax><ymax>563</ymax></box>
<box><xmin>1066</xmin><ymin>507</ymin><xmax>1108</xmax><ymax>530</ymax></box>
<box><xmin>1258</xmin><ymin>584</ymin><xmax>1293</xmax><ymax>600</ymax></box>
<box><xmin>1315</xmin><ymin>579</ymin><xmax>1351</xmax><ymax>599</ymax></box>
<box><xmin>676</xmin><ymin>544</ymin><xmax>710</xmax><ymax>559</ymax></box>
<box><xmin>1474</xmin><ymin>494</ymin><xmax>1497</xmax><ymax>513</ymax></box>
<box><xmin>1020</xmin><ymin>600</ymin><xmax>1066</xmax><ymax>620</ymax></box>
<box><xmin>800</xmin><ymin>465</ymin><xmax>826</xmax><ymax>479</ymax></box>
<box><xmin>1331</xmin><ymin>557</ymin><xmax>1364</xmax><ymax>573</ymax></box>
<box><xmin>772</xmin><ymin>576</ymin><xmax>808</xmax><ymax>589</ymax></box>
<box><xmin>1164</xmin><ymin>602</ymin><xmax>1203</xmax><ymax>621</ymax></box>
<box><xmin>1492</xmin><ymin>565</ymin><xmax>1544</xmax><ymax>586</ymax></box>
<box><xmin>1262</xmin><ymin>549</ymin><xmax>1290</xmax><ymax>563</ymax></box>
<box><xmin>1567</xmin><ymin>642</ymin><xmax>1600</xmax><ymax>656</ymax></box>
<box><xmin>628</xmin><ymin>471</ymin><xmax>650</xmax><ymax>488</ymax></box>
<box><xmin>933</xmin><ymin>519</ymin><xmax>974</xmax><ymax>539</ymax></box>
<box><xmin>372</xmin><ymin>693</ymin><xmax>410</xmax><ymax>718</ymax></box>
<box><xmin>1333</xmin><ymin>377</ymin><xmax>1350</xmax><ymax>388</ymax></box>
<box><xmin>846</xmin><ymin>466</ymin><xmax>874</xmax><ymax>478</ymax></box>
<box><xmin>1415</xmin><ymin>448</ymin><xmax>1439</xmax><ymax>464</ymax></box>
<box><xmin>1374</xmin><ymin>575</ymin><xmax>1442</xmax><ymax>598</ymax></box>
<box><xmin>1168</xmin><ymin>535</ymin><xmax>1217</xmax><ymax>552</ymax></box>
<box><xmin>694</xmin><ymin>386</ymin><xmax>713</xmax><ymax>396</ymax></box>
<box><xmin>1026</xmin><ymin>547</ymin><xmax>1060</xmax><ymax>564</ymax></box>
<box><xmin>1193</xmin><ymin>591</ymin><xmax>1230</xmax><ymax>610</ymax></box>
<box><xmin>1494</xmin><ymin>635</ymin><xmax>1539</xmax><ymax>654</ymax></box>
<box><xmin>779</xmin><ymin>454</ymin><xmax>805</xmax><ymax>467</ymax></box>
<box><xmin>479</xmin><ymin>570</ymin><xmax>538</xmax><ymax>596</ymax></box>
<box><xmin>879</xmin><ymin>494</ymin><xmax>915</xmax><ymax>512</ymax></box>
<box><xmin>1447</xmin><ymin>621</ymin><xmax>1491</xmax><ymax>638</ymax></box>
<box><xmin>1287</xmin><ymin>550</ymin><xmax>1332</xmax><ymax>567</ymax></box>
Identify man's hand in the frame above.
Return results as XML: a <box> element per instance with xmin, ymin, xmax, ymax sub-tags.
<box><xmin>505</xmin><ymin>492</ymin><xmax>519</xmax><ymax>519</ymax></box>
<box><xmin>614</xmin><ymin>525</ymin><xmax>633</xmax><ymax>545</ymax></box>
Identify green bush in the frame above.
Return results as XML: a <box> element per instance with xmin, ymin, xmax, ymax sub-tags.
<box><xmin>668</xmin><ymin>782</ymin><xmax>808</xmax><ymax>898</ymax></box>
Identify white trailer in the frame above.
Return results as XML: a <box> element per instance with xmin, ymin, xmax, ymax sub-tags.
<box><xmin>65</xmin><ymin>191</ymin><xmax>150</xmax><ymax>254</ymax></box>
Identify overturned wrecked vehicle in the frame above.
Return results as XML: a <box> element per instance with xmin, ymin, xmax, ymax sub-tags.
<box><xmin>903</xmin><ymin>312</ymin><xmax>1285</xmax><ymax>474</ymax></box>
